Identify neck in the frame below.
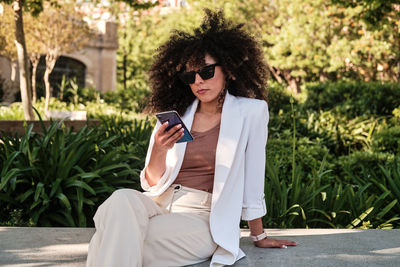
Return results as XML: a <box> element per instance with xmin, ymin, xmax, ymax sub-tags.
<box><xmin>197</xmin><ymin>101</ymin><xmax>219</xmax><ymax>114</ymax></box>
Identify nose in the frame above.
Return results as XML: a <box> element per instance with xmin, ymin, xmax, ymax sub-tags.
<box><xmin>194</xmin><ymin>73</ymin><xmax>204</xmax><ymax>84</ymax></box>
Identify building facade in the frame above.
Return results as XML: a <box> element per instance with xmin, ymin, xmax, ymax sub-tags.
<box><xmin>0</xmin><ymin>20</ymin><xmax>118</xmax><ymax>103</ymax></box>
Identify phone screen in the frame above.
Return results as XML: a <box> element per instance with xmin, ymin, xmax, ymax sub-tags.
<box><xmin>156</xmin><ymin>111</ymin><xmax>194</xmax><ymax>143</ymax></box>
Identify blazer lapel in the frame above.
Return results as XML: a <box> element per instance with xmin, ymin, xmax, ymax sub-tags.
<box><xmin>212</xmin><ymin>93</ymin><xmax>243</xmax><ymax>207</ymax></box>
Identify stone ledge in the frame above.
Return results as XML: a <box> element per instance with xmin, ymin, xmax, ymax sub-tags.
<box><xmin>0</xmin><ymin>120</ymin><xmax>100</xmax><ymax>136</ymax></box>
<box><xmin>0</xmin><ymin>227</ymin><xmax>399</xmax><ymax>266</ymax></box>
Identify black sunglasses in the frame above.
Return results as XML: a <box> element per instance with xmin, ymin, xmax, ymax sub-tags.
<box><xmin>178</xmin><ymin>63</ymin><xmax>220</xmax><ymax>85</ymax></box>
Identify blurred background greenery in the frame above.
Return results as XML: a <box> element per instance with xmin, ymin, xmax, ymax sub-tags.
<box><xmin>0</xmin><ymin>0</ymin><xmax>399</xmax><ymax>228</ymax></box>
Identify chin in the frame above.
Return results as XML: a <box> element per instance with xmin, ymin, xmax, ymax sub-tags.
<box><xmin>199</xmin><ymin>97</ymin><xmax>219</xmax><ymax>104</ymax></box>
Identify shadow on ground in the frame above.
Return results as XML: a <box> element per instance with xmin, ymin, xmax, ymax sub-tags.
<box><xmin>1</xmin><ymin>228</ymin><xmax>399</xmax><ymax>267</ymax></box>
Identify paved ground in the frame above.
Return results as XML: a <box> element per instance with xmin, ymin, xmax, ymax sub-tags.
<box><xmin>0</xmin><ymin>227</ymin><xmax>399</xmax><ymax>266</ymax></box>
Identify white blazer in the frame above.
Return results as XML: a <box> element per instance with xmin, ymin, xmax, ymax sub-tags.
<box><xmin>140</xmin><ymin>92</ymin><xmax>269</xmax><ymax>267</ymax></box>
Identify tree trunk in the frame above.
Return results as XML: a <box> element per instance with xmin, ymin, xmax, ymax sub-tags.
<box><xmin>282</xmin><ymin>70</ymin><xmax>301</xmax><ymax>94</ymax></box>
<box><xmin>2</xmin><ymin>61</ymin><xmax>19</xmax><ymax>103</ymax></box>
<box><xmin>44</xmin><ymin>50</ymin><xmax>58</xmax><ymax>115</ymax></box>
<box><xmin>397</xmin><ymin>31</ymin><xmax>400</xmax><ymax>82</ymax></box>
<box><xmin>123</xmin><ymin>53</ymin><xmax>127</xmax><ymax>90</ymax></box>
<box><xmin>267</xmin><ymin>64</ymin><xmax>284</xmax><ymax>84</ymax></box>
<box><xmin>30</xmin><ymin>53</ymin><xmax>41</xmax><ymax>103</ymax></box>
<box><xmin>13</xmin><ymin>0</ymin><xmax>34</xmax><ymax>120</ymax></box>
<box><xmin>11</xmin><ymin>60</ymin><xmax>17</xmax><ymax>82</ymax></box>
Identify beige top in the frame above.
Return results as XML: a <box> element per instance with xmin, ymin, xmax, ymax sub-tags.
<box><xmin>174</xmin><ymin>122</ymin><xmax>220</xmax><ymax>193</ymax></box>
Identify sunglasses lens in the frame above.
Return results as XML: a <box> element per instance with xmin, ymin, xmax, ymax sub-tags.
<box><xmin>199</xmin><ymin>65</ymin><xmax>215</xmax><ymax>80</ymax></box>
<box><xmin>179</xmin><ymin>72</ymin><xmax>195</xmax><ymax>85</ymax></box>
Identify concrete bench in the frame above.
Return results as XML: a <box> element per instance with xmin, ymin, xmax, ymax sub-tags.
<box><xmin>0</xmin><ymin>227</ymin><xmax>399</xmax><ymax>266</ymax></box>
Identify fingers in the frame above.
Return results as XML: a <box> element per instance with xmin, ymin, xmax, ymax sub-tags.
<box><xmin>168</xmin><ymin>126</ymin><xmax>185</xmax><ymax>144</ymax></box>
<box><xmin>281</xmin><ymin>240</ymin><xmax>297</xmax><ymax>246</ymax></box>
<box><xmin>275</xmin><ymin>239</ymin><xmax>297</xmax><ymax>248</ymax></box>
<box><xmin>255</xmin><ymin>238</ymin><xmax>297</xmax><ymax>249</ymax></box>
<box><xmin>159</xmin><ymin>121</ymin><xmax>170</xmax><ymax>132</ymax></box>
<box><xmin>156</xmin><ymin>122</ymin><xmax>184</xmax><ymax>148</ymax></box>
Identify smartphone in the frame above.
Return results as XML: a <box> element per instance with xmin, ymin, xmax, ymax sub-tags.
<box><xmin>155</xmin><ymin>110</ymin><xmax>194</xmax><ymax>143</ymax></box>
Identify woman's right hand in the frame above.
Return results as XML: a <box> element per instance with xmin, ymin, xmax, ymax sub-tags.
<box><xmin>153</xmin><ymin>122</ymin><xmax>185</xmax><ymax>152</ymax></box>
<box><xmin>145</xmin><ymin>122</ymin><xmax>184</xmax><ymax>186</ymax></box>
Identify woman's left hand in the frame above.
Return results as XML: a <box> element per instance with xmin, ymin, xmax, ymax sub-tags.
<box><xmin>254</xmin><ymin>238</ymin><xmax>297</xmax><ymax>248</ymax></box>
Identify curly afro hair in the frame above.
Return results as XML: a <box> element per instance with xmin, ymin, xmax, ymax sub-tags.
<box><xmin>147</xmin><ymin>9</ymin><xmax>268</xmax><ymax>115</ymax></box>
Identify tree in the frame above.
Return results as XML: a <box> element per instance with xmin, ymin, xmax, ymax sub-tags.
<box><xmin>0</xmin><ymin>0</ymin><xmax>43</xmax><ymax>119</ymax></box>
<box><xmin>231</xmin><ymin>0</ymin><xmax>398</xmax><ymax>90</ymax></box>
<box><xmin>24</xmin><ymin>13</ymin><xmax>44</xmax><ymax>103</ymax></box>
<box><xmin>332</xmin><ymin>0</ymin><xmax>400</xmax><ymax>81</ymax></box>
<box><xmin>0</xmin><ymin>4</ymin><xmax>19</xmax><ymax>103</ymax></box>
<box><xmin>112</xmin><ymin>0</ymin><xmax>398</xmax><ymax>95</ymax></box>
<box><xmin>26</xmin><ymin>2</ymin><xmax>92</xmax><ymax>115</ymax></box>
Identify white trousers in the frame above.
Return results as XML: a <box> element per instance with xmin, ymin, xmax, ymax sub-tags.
<box><xmin>86</xmin><ymin>185</ymin><xmax>217</xmax><ymax>267</ymax></box>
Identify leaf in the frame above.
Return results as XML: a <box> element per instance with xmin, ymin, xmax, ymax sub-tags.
<box><xmin>347</xmin><ymin>207</ymin><xmax>374</xmax><ymax>228</ymax></box>
<box><xmin>16</xmin><ymin>189</ymin><xmax>35</xmax><ymax>203</ymax></box>
<box><xmin>0</xmin><ymin>168</ymin><xmax>20</xmax><ymax>191</ymax></box>
<box><xmin>376</xmin><ymin>200</ymin><xmax>398</xmax><ymax>219</ymax></box>
<box><xmin>56</xmin><ymin>193</ymin><xmax>72</xmax><ymax>211</ymax></box>
<box><xmin>34</xmin><ymin>182</ymin><xmax>44</xmax><ymax>202</ymax></box>
<box><xmin>65</xmin><ymin>180</ymin><xmax>96</xmax><ymax>195</ymax></box>
<box><xmin>0</xmin><ymin>151</ymin><xmax>20</xmax><ymax>177</ymax></box>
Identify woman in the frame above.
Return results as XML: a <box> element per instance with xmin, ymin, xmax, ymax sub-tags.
<box><xmin>87</xmin><ymin>9</ymin><xmax>296</xmax><ymax>267</ymax></box>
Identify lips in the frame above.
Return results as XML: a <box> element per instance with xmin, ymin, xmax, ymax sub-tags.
<box><xmin>197</xmin><ymin>89</ymin><xmax>209</xmax><ymax>94</ymax></box>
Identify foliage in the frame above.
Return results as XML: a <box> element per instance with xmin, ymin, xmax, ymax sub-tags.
<box><xmin>303</xmin><ymin>82</ymin><xmax>400</xmax><ymax>117</ymax></box>
<box><xmin>103</xmin><ymin>86</ymin><xmax>150</xmax><ymax>113</ymax></box>
<box><xmin>0</xmin><ymin>97</ymin><xmax>146</xmax><ymax>121</ymax></box>
<box><xmin>266</xmin><ymin>82</ymin><xmax>295</xmax><ymax>114</ymax></box>
<box><xmin>114</xmin><ymin>0</ymin><xmax>398</xmax><ymax>95</ymax></box>
<box><xmin>263</xmin><ymin>148</ymin><xmax>400</xmax><ymax>229</ymax></box>
<box><xmin>332</xmin><ymin>0</ymin><xmax>400</xmax><ymax>27</ymax></box>
<box><xmin>0</xmin><ymin>114</ymin><xmax>153</xmax><ymax>227</ymax></box>
<box><xmin>1</xmin><ymin>78</ymin><xmax>400</xmax><ymax>228</ymax></box>
<box><xmin>260</xmin><ymin>80</ymin><xmax>400</xmax><ymax>228</ymax></box>
<box><xmin>371</xmin><ymin>126</ymin><xmax>400</xmax><ymax>154</ymax></box>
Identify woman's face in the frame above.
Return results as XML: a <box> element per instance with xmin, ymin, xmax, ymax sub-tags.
<box><xmin>187</xmin><ymin>54</ymin><xmax>226</xmax><ymax>106</ymax></box>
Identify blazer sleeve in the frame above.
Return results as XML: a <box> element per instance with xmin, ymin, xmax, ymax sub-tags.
<box><xmin>241</xmin><ymin>101</ymin><xmax>269</xmax><ymax>221</ymax></box>
<box><xmin>139</xmin><ymin>121</ymin><xmax>173</xmax><ymax>192</ymax></box>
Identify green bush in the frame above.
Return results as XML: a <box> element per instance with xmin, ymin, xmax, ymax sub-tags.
<box><xmin>2</xmin><ymin>80</ymin><xmax>400</xmax><ymax>229</ymax></box>
<box><xmin>336</xmin><ymin>151</ymin><xmax>396</xmax><ymax>184</ymax></box>
<box><xmin>266</xmin><ymin>137</ymin><xmax>332</xmax><ymax>179</ymax></box>
<box><xmin>103</xmin><ymin>86</ymin><xmax>150</xmax><ymax>113</ymax></box>
<box><xmin>372</xmin><ymin>126</ymin><xmax>400</xmax><ymax>155</ymax></box>
<box><xmin>0</xmin><ymin>98</ymin><xmax>145</xmax><ymax>120</ymax></box>
<box><xmin>299</xmin><ymin>111</ymin><xmax>384</xmax><ymax>156</ymax></box>
<box><xmin>263</xmin><ymin>155</ymin><xmax>400</xmax><ymax>229</ymax></box>
<box><xmin>303</xmin><ymin>82</ymin><xmax>400</xmax><ymax>118</ymax></box>
<box><xmin>267</xmin><ymin>82</ymin><xmax>295</xmax><ymax>114</ymax></box>
<box><xmin>0</xmin><ymin>117</ymin><xmax>153</xmax><ymax>227</ymax></box>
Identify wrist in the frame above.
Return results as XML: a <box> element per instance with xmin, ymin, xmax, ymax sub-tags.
<box><xmin>152</xmin><ymin>144</ymin><xmax>168</xmax><ymax>155</ymax></box>
<box><xmin>250</xmin><ymin>231</ymin><xmax>267</xmax><ymax>242</ymax></box>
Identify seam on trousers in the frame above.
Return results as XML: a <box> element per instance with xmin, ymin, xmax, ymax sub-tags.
<box><xmin>169</xmin><ymin>184</ymin><xmax>182</xmax><ymax>212</ymax></box>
